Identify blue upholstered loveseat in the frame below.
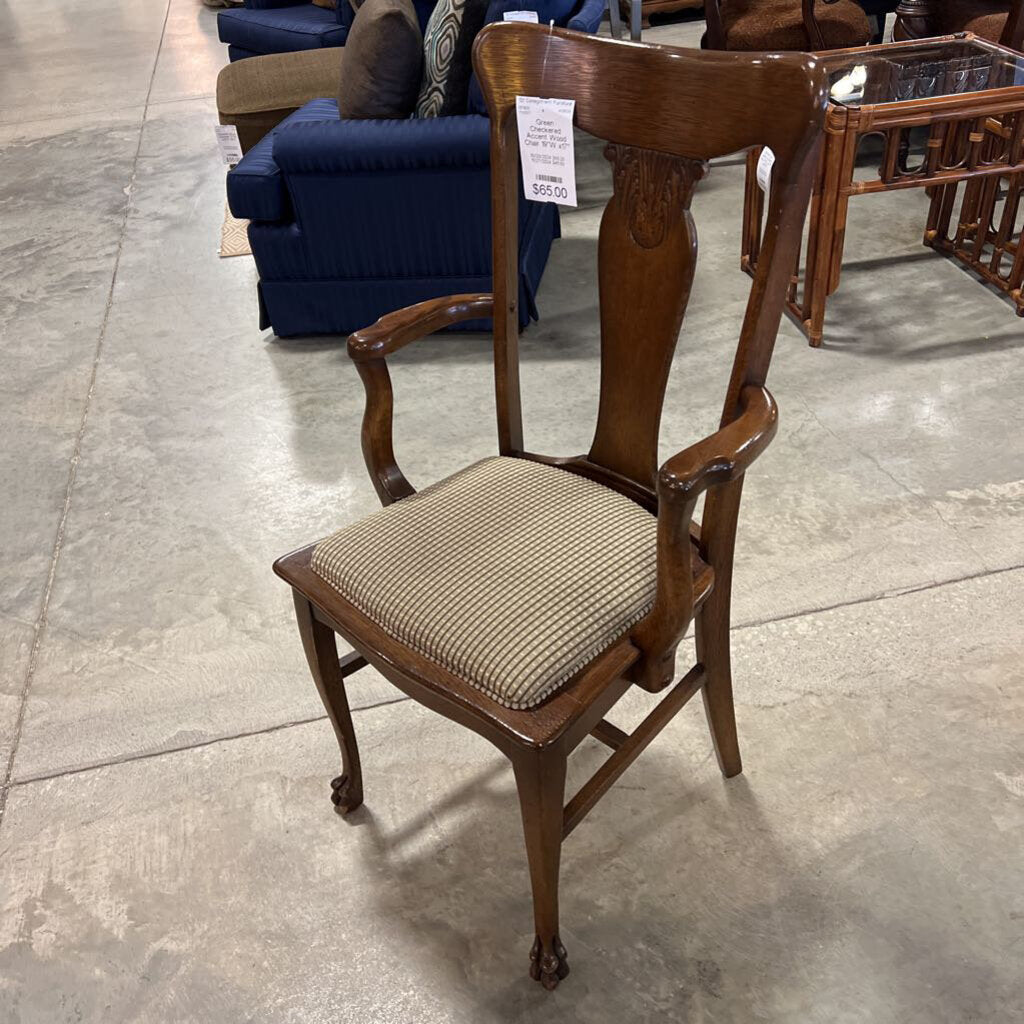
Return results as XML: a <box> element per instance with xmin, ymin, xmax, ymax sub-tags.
<box><xmin>225</xmin><ymin>0</ymin><xmax>604</xmax><ymax>337</ymax></box>
<box><xmin>219</xmin><ymin>0</ymin><xmax>355</xmax><ymax>61</ymax></box>
<box><xmin>219</xmin><ymin>0</ymin><xmax>435</xmax><ymax>61</ymax></box>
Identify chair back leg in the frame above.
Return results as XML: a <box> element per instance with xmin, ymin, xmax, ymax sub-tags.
<box><xmin>695</xmin><ymin>481</ymin><xmax>745</xmax><ymax>779</ymax></box>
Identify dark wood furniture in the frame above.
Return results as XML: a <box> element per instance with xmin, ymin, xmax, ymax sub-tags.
<box><xmin>895</xmin><ymin>0</ymin><xmax>1024</xmax><ymax>48</ymax></box>
<box><xmin>742</xmin><ymin>33</ymin><xmax>1024</xmax><ymax>344</ymax></box>
<box><xmin>704</xmin><ymin>0</ymin><xmax>871</xmax><ymax>51</ymax></box>
<box><xmin>274</xmin><ymin>24</ymin><xmax>827</xmax><ymax>990</ymax></box>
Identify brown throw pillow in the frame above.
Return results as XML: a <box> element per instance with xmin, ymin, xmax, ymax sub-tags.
<box><xmin>338</xmin><ymin>0</ymin><xmax>424</xmax><ymax>119</ymax></box>
<box><xmin>312</xmin><ymin>0</ymin><xmax>338</xmax><ymax>8</ymax></box>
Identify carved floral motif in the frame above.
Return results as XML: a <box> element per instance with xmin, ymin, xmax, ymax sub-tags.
<box><xmin>605</xmin><ymin>144</ymin><xmax>706</xmax><ymax>248</ymax></box>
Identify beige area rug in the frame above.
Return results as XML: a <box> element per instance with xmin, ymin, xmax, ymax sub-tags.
<box><xmin>219</xmin><ymin>204</ymin><xmax>251</xmax><ymax>258</ymax></box>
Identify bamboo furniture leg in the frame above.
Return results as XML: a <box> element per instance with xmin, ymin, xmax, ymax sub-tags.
<box><xmin>804</xmin><ymin>119</ymin><xmax>847</xmax><ymax>346</ymax></box>
<box><xmin>826</xmin><ymin>123</ymin><xmax>861</xmax><ymax>296</ymax></box>
<box><xmin>294</xmin><ymin>593</ymin><xmax>365</xmax><ymax>813</ymax></box>
<box><xmin>740</xmin><ymin>148</ymin><xmax>765</xmax><ymax>274</ymax></box>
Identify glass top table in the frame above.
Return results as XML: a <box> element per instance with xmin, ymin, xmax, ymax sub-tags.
<box><xmin>822</xmin><ymin>36</ymin><xmax>1024</xmax><ymax>108</ymax></box>
<box><xmin>742</xmin><ymin>34</ymin><xmax>1024</xmax><ymax>346</ymax></box>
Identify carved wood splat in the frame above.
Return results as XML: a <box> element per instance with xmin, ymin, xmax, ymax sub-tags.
<box><xmin>604</xmin><ymin>144</ymin><xmax>707</xmax><ymax>248</ymax></box>
<box><xmin>588</xmin><ymin>145</ymin><xmax>709</xmax><ymax>485</ymax></box>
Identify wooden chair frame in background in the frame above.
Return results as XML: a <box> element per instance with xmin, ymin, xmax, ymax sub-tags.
<box><xmin>275</xmin><ymin>26</ymin><xmax>827</xmax><ymax>990</ymax></box>
<box><xmin>705</xmin><ymin>0</ymin><xmax>861</xmax><ymax>50</ymax></box>
<box><xmin>895</xmin><ymin>0</ymin><xmax>1024</xmax><ymax>49</ymax></box>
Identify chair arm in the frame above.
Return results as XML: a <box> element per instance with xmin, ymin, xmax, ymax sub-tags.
<box><xmin>349</xmin><ymin>294</ymin><xmax>494</xmax><ymax>361</ymax></box>
<box><xmin>567</xmin><ymin>0</ymin><xmax>606</xmax><ymax>34</ymax></box>
<box><xmin>630</xmin><ymin>385</ymin><xmax>778</xmax><ymax>690</ymax></box>
<box><xmin>802</xmin><ymin>0</ymin><xmax>845</xmax><ymax>49</ymax></box>
<box><xmin>349</xmin><ymin>295</ymin><xmax>494</xmax><ymax>505</ymax></box>
<box><xmin>657</xmin><ymin>384</ymin><xmax>778</xmax><ymax>504</ymax></box>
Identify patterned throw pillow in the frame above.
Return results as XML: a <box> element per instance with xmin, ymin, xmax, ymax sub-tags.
<box><xmin>415</xmin><ymin>0</ymin><xmax>489</xmax><ymax>118</ymax></box>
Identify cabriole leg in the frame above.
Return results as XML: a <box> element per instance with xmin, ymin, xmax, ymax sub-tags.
<box><xmin>512</xmin><ymin>748</ymin><xmax>569</xmax><ymax>990</ymax></box>
<box><xmin>293</xmin><ymin>592</ymin><xmax>363</xmax><ymax>813</ymax></box>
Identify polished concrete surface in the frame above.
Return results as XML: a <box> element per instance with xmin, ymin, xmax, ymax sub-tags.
<box><xmin>1</xmin><ymin>3</ymin><xmax>1022</xmax><ymax>1022</ymax></box>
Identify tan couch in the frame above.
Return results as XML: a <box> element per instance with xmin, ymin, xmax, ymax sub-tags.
<box><xmin>216</xmin><ymin>48</ymin><xmax>342</xmax><ymax>153</ymax></box>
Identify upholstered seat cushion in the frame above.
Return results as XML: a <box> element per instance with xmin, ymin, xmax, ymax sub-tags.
<box><xmin>723</xmin><ymin>0</ymin><xmax>869</xmax><ymax>51</ymax></box>
<box><xmin>311</xmin><ymin>457</ymin><xmax>660</xmax><ymax>709</ymax></box>
<box><xmin>218</xmin><ymin>4</ymin><xmax>349</xmax><ymax>54</ymax></box>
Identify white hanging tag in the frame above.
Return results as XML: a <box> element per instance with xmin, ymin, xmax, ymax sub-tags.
<box><xmin>214</xmin><ymin>124</ymin><xmax>243</xmax><ymax>166</ymax></box>
<box><xmin>756</xmin><ymin>147</ymin><xmax>775</xmax><ymax>194</ymax></box>
<box><xmin>515</xmin><ymin>96</ymin><xmax>577</xmax><ymax>207</ymax></box>
<box><xmin>503</xmin><ymin>10</ymin><xmax>539</xmax><ymax>21</ymax></box>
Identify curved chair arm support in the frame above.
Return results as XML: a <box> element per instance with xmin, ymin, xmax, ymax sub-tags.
<box><xmin>630</xmin><ymin>385</ymin><xmax>778</xmax><ymax>690</ymax></box>
<box><xmin>348</xmin><ymin>294</ymin><xmax>495</xmax><ymax>505</ymax></box>
<box><xmin>802</xmin><ymin>0</ymin><xmax>844</xmax><ymax>50</ymax></box>
<box><xmin>1003</xmin><ymin>0</ymin><xmax>1024</xmax><ymax>49</ymax></box>
<box><xmin>703</xmin><ymin>0</ymin><xmax>727</xmax><ymax>49</ymax></box>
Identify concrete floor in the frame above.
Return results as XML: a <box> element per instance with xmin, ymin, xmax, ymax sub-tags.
<box><xmin>1</xmin><ymin>2</ymin><xmax>1023</xmax><ymax>1021</ymax></box>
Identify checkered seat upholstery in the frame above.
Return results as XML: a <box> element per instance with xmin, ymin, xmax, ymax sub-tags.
<box><xmin>311</xmin><ymin>457</ymin><xmax>664</xmax><ymax>709</ymax></box>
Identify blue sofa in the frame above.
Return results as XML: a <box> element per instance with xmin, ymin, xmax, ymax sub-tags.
<box><xmin>226</xmin><ymin>0</ymin><xmax>604</xmax><ymax>337</ymax></box>
<box><xmin>219</xmin><ymin>0</ymin><xmax>354</xmax><ymax>61</ymax></box>
<box><xmin>219</xmin><ymin>0</ymin><xmax>438</xmax><ymax>61</ymax></box>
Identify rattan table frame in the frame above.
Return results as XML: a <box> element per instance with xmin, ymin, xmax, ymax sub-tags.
<box><xmin>742</xmin><ymin>33</ymin><xmax>1024</xmax><ymax>346</ymax></box>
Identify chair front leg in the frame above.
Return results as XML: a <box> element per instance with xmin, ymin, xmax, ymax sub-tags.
<box><xmin>511</xmin><ymin>746</ymin><xmax>569</xmax><ymax>990</ymax></box>
<box><xmin>293</xmin><ymin>592</ymin><xmax>364</xmax><ymax>813</ymax></box>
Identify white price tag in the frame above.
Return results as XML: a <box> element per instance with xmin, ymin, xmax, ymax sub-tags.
<box><xmin>214</xmin><ymin>123</ymin><xmax>243</xmax><ymax>166</ymax></box>
<box><xmin>756</xmin><ymin>146</ymin><xmax>775</xmax><ymax>194</ymax></box>
<box><xmin>516</xmin><ymin>96</ymin><xmax>577</xmax><ymax>208</ymax></box>
<box><xmin>502</xmin><ymin>9</ymin><xmax>539</xmax><ymax>21</ymax></box>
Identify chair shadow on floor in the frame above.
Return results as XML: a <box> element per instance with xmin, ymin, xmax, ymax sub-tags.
<box><xmin>314</xmin><ymin>710</ymin><xmax>1013</xmax><ymax>1019</ymax></box>
<box><xmin>320</xmin><ymin>718</ymin><xmax>820</xmax><ymax>1018</ymax></box>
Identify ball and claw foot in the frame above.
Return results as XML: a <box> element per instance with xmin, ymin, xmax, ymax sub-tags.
<box><xmin>330</xmin><ymin>774</ymin><xmax>362</xmax><ymax>815</ymax></box>
<box><xmin>529</xmin><ymin>936</ymin><xmax>569</xmax><ymax>990</ymax></box>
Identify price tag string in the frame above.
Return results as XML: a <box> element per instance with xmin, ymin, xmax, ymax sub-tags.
<box><xmin>539</xmin><ymin>19</ymin><xmax>556</xmax><ymax>94</ymax></box>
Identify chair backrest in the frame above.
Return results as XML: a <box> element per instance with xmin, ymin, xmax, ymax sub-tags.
<box><xmin>472</xmin><ymin>25</ymin><xmax>827</xmax><ymax>496</ymax></box>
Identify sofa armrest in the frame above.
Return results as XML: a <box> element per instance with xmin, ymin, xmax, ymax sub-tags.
<box><xmin>271</xmin><ymin>114</ymin><xmax>491</xmax><ymax>175</ymax></box>
<box><xmin>226</xmin><ymin>98</ymin><xmax>341</xmax><ymax>221</ymax></box>
<box><xmin>567</xmin><ymin>0</ymin><xmax>606</xmax><ymax>34</ymax></box>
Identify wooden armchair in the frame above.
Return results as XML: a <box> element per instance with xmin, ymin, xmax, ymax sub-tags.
<box><xmin>274</xmin><ymin>24</ymin><xmax>827</xmax><ymax>990</ymax></box>
<box><xmin>895</xmin><ymin>0</ymin><xmax>1024</xmax><ymax>48</ymax></box>
<box><xmin>704</xmin><ymin>0</ymin><xmax>871</xmax><ymax>50</ymax></box>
